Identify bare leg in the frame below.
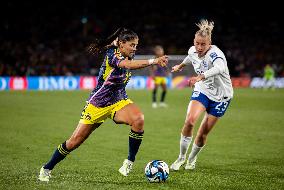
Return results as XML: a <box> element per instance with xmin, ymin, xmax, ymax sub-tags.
<box><xmin>170</xmin><ymin>100</ymin><xmax>205</xmax><ymax>170</ymax></box>
<box><xmin>44</xmin><ymin>123</ymin><xmax>101</xmax><ymax>170</ymax></box>
<box><xmin>194</xmin><ymin>113</ymin><xmax>218</xmax><ymax>147</ymax></box>
<box><xmin>187</xmin><ymin>113</ymin><xmax>219</xmax><ymax>164</ymax></box>
<box><xmin>114</xmin><ymin>103</ymin><xmax>145</xmax><ymax>176</ymax></box>
<box><xmin>160</xmin><ymin>83</ymin><xmax>167</xmax><ymax>103</ymax></box>
<box><xmin>182</xmin><ymin>100</ymin><xmax>206</xmax><ymax>137</ymax></box>
<box><xmin>114</xmin><ymin>103</ymin><xmax>144</xmax><ymax>133</ymax></box>
<box><xmin>66</xmin><ymin>123</ymin><xmax>101</xmax><ymax>150</ymax></box>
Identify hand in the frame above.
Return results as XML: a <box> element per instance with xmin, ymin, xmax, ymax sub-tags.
<box><xmin>171</xmin><ymin>65</ymin><xmax>182</xmax><ymax>72</ymax></box>
<box><xmin>155</xmin><ymin>55</ymin><xmax>168</xmax><ymax>67</ymax></box>
<box><xmin>188</xmin><ymin>74</ymin><xmax>205</xmax><ymax>87</ymax></box>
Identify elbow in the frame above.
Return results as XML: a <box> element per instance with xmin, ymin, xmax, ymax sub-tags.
<box><xmin>219</xmin><ymin>66</ymin><xmax>226</xmax><ymax>73</ymax></box>
<box><xmin>214</xmin><ymin>64</ymin><xmax>225</xmax><ymax>74</ymax></box>
<box><xmin>213</xmin><ymin>59</ymin><xmax>226</xmax><ymax>73</ymax></box>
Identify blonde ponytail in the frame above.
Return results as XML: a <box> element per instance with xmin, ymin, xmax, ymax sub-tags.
<box><xmin>195</xmin><ymin>19</ymin><xmax>214</xmax><ymax>42</ymax></box>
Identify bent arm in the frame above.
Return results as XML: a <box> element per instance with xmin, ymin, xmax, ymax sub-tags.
<box><xmin>203</xmin><ymin>58</ymin><xmax>226</xmax><ymax>79</ymax></box>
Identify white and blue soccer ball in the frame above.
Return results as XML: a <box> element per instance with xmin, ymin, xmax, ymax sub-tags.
<box><xmin>145</xmin><ymin>160</ymin><xmax>169</xmax><ymax>182</ymax></box>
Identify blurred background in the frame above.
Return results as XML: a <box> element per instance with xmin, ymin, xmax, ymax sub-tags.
<box><xmin>0</xmin><ymin>0</ymin><xmax>283</xmax><ymax>89</ymax></box>
<box><xmin>1</xmin><ymin>2</ymin><xmax>284</xmax><ymax>189</ymax></box>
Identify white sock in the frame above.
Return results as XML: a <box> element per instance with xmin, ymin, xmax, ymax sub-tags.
<box><xmin>178</xmin><ymin>134</ymin><xmax>192</xmax><ymax>160</ymax></box>
<box><xmin>187</xmin><ymin>143</ymin><xmax>204</xmax><ymax>162</ymax></box>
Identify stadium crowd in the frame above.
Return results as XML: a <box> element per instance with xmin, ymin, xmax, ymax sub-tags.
<box><xmin>0</xmin><ymin>1</ymin><xmax>282</xmax><ymax>77</ymax></box>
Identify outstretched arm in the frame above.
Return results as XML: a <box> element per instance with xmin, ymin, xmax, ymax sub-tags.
<box><xmin>118</xmin><ymin>55</ymin><xmax>168</xmax><ymax>70</ymax></box>
<box><xmin>171</xmin><ymin>55</ymin><xmax>191</xmax><ymax>72</ymax></box>
<box><xmin>188</xmin><ymin>58</ymin><xmax>226</xmax><ymax>87</ymax></box>
<box><xmin>171</xmin><ymin>63</ymin><xmax>187</xmax><ymax>72</ymax></box>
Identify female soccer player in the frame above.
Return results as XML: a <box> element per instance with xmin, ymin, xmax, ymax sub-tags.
<box><xmin>170</xmin><ymin>20</ymin><xmax>233</xmax><ymax>170</ymax></box>
<box><xmin>38</xmin><ymin>28</ymin><xmax>168</xmax><ymax>181</ymax></box>
<box><xmin>150</xmin><ymin>45</ymin><xmax>169</xmax><ymax>108</ymax></box>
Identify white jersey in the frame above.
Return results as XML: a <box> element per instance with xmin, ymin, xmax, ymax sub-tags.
<box><xmin>182</xmin><ymin>45</ymin><xmax>233</xmax><ymax>102</ymax></box>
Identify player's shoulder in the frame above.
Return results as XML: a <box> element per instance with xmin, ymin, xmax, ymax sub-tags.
<box><xmin>207</xmin><ymin>45</ymin><xmax>225</xmax><ymax>60</ymax></box>
<box><xmin>106</xmin><ymin>46</ymin><xmax>117</xmax><ymax>55</ymax></box>
<box><xmin>187</xmin><ymin>46</ymin><xmax>196</xmax><ymax>55</ymax></box>
<box><xmin>106</xmin><ymin>46</ymin><xmax>124</xmax><ymax>60</ymax></box>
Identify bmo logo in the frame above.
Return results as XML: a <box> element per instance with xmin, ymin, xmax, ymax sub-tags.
<box><xmin>9</xmin><ymin>77</ymin><xmax>28</xmax><ymax>90</ymax></box>
<box><xmin>39</xmin><ymin>76</ymin><xmax>78</xmax><ymax>90</ymax></box>
<box><xmin>79</xmin><ymin>77</ymin><xmax>97</xmax><ymax>89</ymax></box>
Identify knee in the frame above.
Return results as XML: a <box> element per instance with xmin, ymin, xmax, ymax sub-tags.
<box><xmin>185</xmin><ymin>115</ymin><xmax>198</xmax><ymax>127</ymax></box>
<box><xmin>132</xmin><ymin>114</ymin><xmax>144</xmax><ymax>131</ymax></box>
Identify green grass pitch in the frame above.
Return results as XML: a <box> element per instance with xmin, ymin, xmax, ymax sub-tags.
<box><xmin>0</xmin><ymin>88</ymin><xmax>284</xmax><ymax>189</ymax></box>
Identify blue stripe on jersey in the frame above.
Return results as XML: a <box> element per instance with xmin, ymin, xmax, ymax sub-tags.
<box><xmin>212</xmin><ymin>57</ymin><xmax>224</xmax><ymax>63</ymax></box>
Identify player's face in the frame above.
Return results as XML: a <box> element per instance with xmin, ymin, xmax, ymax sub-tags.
<box><xmin>154</xmin><ymin>47</ymin><xmax>164</xmax><ymax>57</ymax></box>
<box><xmin>194</xmin><ymin>34</ymin><xmax>211</xmax><ymax>57</ymax></box>
<box><xmin>119</xmin><ymin>38</ymin><xmax>139</xmax><ymax>58</ymax></box>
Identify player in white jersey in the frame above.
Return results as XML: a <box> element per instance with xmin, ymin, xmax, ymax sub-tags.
<box><xmin>170</xmin><ymin>19</ymin><xmax>233</xmax><ymax>171</ymax></box>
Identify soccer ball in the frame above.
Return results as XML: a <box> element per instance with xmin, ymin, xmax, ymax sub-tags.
<box><xmin>144</xmin><ymin>160</ymin><xmax>169</xmax><ymax>182</ymax></box>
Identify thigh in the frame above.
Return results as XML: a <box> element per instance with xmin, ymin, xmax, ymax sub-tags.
<box><xmin>187</xmin><ymin>91</ymin><xmax>208</xmax><ymax>119</ymax></box>
<box><xmin>184</xmin><ymin>100</ymin><xmax>206</xmax><ymax>127</ymax></box>
<box><xmin>154</xmin><ymin>83</ymin><xmax>159</xmax><ymax>89</ymax></box>
<box><xmin>186</xmin><ymin>100</ymin><xmax>206</xmax><ymax>118</ymax></box>
<box><xmin>182</xmin><ymin>100</ymin><xmax>205</xmax><ymax>136</ymax></box>
<box><xmin>161</xmin><ymin>79</ymin><xmax>167</xmax><ymax>90</ymax></box>
<box><xmin>113</xmin><ymin>103</ymin><xmax>143</xmax><ymax>125</ymax></box>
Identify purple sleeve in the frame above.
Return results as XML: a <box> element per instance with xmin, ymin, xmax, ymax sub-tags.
<box><xmin>108</xmin><ymin>51</ymin><xmax>125</xmax><ymax>68</ymax></box>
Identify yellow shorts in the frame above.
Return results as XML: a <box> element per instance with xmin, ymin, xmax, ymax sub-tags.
<box><xmin>79</xmin><ymin>99</ymin><xmax>133</xmax><ymax>124</ymax></box>
<box><xmin>154</xmin><ymin>77</ymin><xmax>167</xmax><ymax>85</ymax></box>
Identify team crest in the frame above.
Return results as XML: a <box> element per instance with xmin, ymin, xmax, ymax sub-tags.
<box><xmin>210</xmin><ymin>52</ymin><xmax>217</xmax><ymax>59</ymax></box>
<box><xmin>202</xmin><ymin>60</ymin><xmax>208</xmax><ymax>70</ymax></box>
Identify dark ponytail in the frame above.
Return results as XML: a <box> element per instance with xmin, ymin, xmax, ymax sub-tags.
<box><xmin>87</xmin><ymin>28</ymin><xmax>124</xmax><ymax>55</ymax></box>
<box><xmin>87</xmin><ymin>28</ymin><xmax>138</xmax><ymax>55</ymax></box>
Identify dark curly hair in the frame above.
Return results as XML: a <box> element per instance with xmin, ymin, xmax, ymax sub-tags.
<box><xmin>87</xmin><ymin>28</ymin><xmax>138</xmax><ymax>55</ymax></box>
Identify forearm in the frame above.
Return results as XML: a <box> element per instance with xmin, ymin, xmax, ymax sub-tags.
<box><xmin>119</xmin><ymin>59</ymin><xmax>153</xmax><ymax>70</ymax></box>
<box><xmin>203</xmin><ymin>58</ymin><xmax>225</xmax><ymax>78</ymax></box>
<box><xmin>203</xmin><ymin>66</ymin><xmax>221</xmax><ymax>78</ymax></box>
<box><xmin>179</xmin><ymin>63</ymin><xmax>187</xmax><ymax>69</ymax></box>
<box><xmin>181</xmin><ymin>55</ymin><xmax>192</xmax><ymax>65</ymax></box>
<box><xmin>171</xmin><ymin>62</ymin><xmax>187</xmax><ymax>72</ymax></box>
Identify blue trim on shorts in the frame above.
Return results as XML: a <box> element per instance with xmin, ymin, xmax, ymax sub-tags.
<box><xmin>190</xmin><ymin>91</ymin><xmax>231</xmax><ymax>117</ymax></box>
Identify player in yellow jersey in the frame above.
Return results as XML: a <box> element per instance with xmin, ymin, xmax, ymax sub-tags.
<box><xmin>38</xmin><ymin>28</ymin><xmax>168</xmax><ymax>181</ymax></box>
